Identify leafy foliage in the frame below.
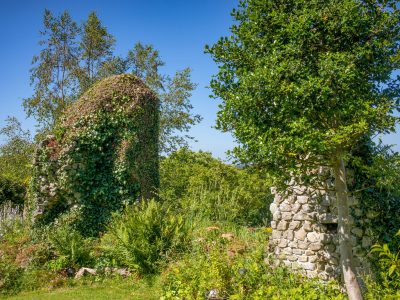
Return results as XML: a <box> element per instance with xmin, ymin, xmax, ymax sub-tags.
<box><xmin>348</xmin><ymin>139</ymin><xmax>400</xmax><ymax>243</ymax></box>
<box><xmin>47</xmin><ymin>222</ymin><xmax>94</xmax><ymax>270</ymax></box>
<box><xmin>30</xmin><ymin>75</ymin><xmax>159</xmax><ymax>236</ymax></box>
<box><xmin>160</xmin><ymin>148</ymin><xmax>272</xmax><ymax>226</ymax></box>
<box><xmin>162</xmin><ymin>225</ymin><xmax>345</xmax><ymax>300</ymax></box>
<box><xmin>78</xmin><ymin>11</ymin><xmax>115</xmax><ymax>92</ymax></box>
<box><xmin>116</xmin><ymin>43</ymin><xmax>202</xmax><ymax>153</ymax></box>
<box><xmin>370</xmin><ymin>230</ymin><xmax>400</xmax><ymax>290</ymax></box>
<box><xmin>23</xmin><ymin>10</ymin><xmax>80</xmax><ymax>129</ymax></box>
<box><xmin>0</xmin><ymin>215</ymin><xmax>52</xmax><ymax>295</ymax></box>
<box><xmin>24</xmin><ymin>9</ymin><xmax>200</xmax><ymax>152</ymax></box>
<box><xmin>0</xmin><ymin>178</ymin><xmax>26</xmax><ymax>207</ymax></box>
<box><xmin>206</xmin><ymin>0</ymin><xmax>400</xmax><ymax>184</ymax></box>
<box><xmin>100</xmin><ymin>199</ymin><xmax>192</xmax><ymax>274</ymax></box>
<box><xmin>0</xmin><ymin>116</ymin><xmax>34</xmax><ymax>185</ymax></box>
<box><xmin>206</xmin><ymin>1</ymin><xmax>400</xmax><ymax>297</ymax></box>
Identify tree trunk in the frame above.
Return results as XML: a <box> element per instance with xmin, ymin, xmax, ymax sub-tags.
<box><xmin>333</xmin><ymin>155</ymin><xmax>363</xmax><ymax>300</ymax></box>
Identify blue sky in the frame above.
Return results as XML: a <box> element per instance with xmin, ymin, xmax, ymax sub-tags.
<box><xmin>0</xmin><ymin>0</ymin><xmax>398</xmax><ymax>160</ymax></box>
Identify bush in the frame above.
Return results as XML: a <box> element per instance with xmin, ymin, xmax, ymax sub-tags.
<box><xmin>46</xmin><ymin>222</ymin><xmax>95</xmax><ymax>270</ymax></box>
<box><xmin>100</xmin><ymin>199</ymin><xmax>192</xmax><ymax>274</ymax></box>
<box><xmin>160</xmin><ymin>148</ymin><xmax>272</xmax><ymax>226</ymax></box>
<box><xmin>370</xmin><ymin>230</ymin><xmax>400</xmax><ymax>291</ymax></box>
<box><xmin>161</xmin><ymin>224</ymin><xmax>344</xmax><ymax>300</ymax></box>
<box><xmin>0</xmin><ymin>201</ymin><xmax>24</xmax><ymax>238</ymax></box>
<box><xmin>0</xmin><ymin>214</ymin><xmax>51</xmax><ymax>295</ymax></box>
<box><xmin>0</xmin><ymin>176</ymin><xmax>26</xmax><ymax>207</ymax></box>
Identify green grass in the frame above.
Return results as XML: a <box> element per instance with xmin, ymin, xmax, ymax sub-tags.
<box><xmin>2</xmin><ymin>278</ymin><xmax>162</xmax><ymax>300</ymax></box>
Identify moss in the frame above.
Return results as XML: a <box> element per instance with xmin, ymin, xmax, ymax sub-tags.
<box><xmin>30</xmin><ymin>74</ymin><xmax>159</xmax><ymax>236</ymax></box>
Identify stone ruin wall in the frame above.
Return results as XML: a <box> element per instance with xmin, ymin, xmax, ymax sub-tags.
<box><xmin>269</xmin><ymin>182</ymin><xmax>375</xmax><ymax>280</ymax></box>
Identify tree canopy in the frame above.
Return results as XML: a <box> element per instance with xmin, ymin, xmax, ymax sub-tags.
<box><xmin>206</xmin><ymin>0</ymin><xmax>400</xmax><ymax>299</ymax></box>
<box><xmin>22</xmin><ymin>10</ymin><xmax>201</xmax><ymax>153</ymax></box>
<box><xmin>206</xmin><ymin>0</ymin><xmax>400</xmax><ymax>182</ymax></box>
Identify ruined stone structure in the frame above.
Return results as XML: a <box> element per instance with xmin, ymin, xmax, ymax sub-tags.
<box><xmin>29</xmin><ymin>74</ymin><xmax>159</xmax><ymax>235</ymax></box>
<box><xmin>270</xmin><ymin>182</ymin><xmax>375</xmax><ymax>280</ymax></box>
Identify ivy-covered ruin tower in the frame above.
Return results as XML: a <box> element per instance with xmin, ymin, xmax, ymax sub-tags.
<box><xmin>269</xmin><ymin>180</ymin><xmax>375</xmax><ymax>281</ymax></box>
<box><xmin>29</xmin><ymin>74</ymin><xmax>159</xmax><ymax>236</ymax></box>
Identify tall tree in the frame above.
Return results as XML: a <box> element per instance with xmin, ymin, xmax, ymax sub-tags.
<box><xmin>126</xmin><ymin>43</ymin><xmax>201</xmax><ymax>153</ymax></box>
<box><xmin>23</xmin><ymin>10</ymin><xmax>80</xmax><ymax>129</ymax></box>
<box><xmin>25</xmin><ymin>10</ymin><xmax>200</xmax><ymax>153</ymax></box>
<box><xmin>127</xmin><ymin>43</ymin><xmax>164</xmax><ymax>90</ymax></box>
<box><xmin>78</xmin><ymin>12</ymin><xmax>115</xmax><ymax>92</ymax></box>
<box><xmin>206</xmin><ymin>0</ymin><xmax>400</xmax><ymax>299</ymax></box>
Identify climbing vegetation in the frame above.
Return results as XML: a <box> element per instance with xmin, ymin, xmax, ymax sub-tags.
<box><xmin>30</xmin><ymin>74</ymin><xmax>159</xmax><ymax>236</ymax></box>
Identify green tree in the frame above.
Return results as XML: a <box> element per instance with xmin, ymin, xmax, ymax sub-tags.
<box><xmin>23</xmin><ymin>10</ymin><xmax>80</xmax><ymax>129</ymax></box>
<box><xmin>90</xmin><ymin>42</ymin><xmax>201</xmax><ymax>153</ymax></box>
<box><xmin>206</xmin><ymin>0</ymin><xmax>400</xmax><ymax>299</ymax></box>
<box><xmin>24</xmin><ymin>10</ymin><xmax>200</xmax><ymax>153</ymax></box>
<box><xmin>160</xmin><ymin>148</ymin><xmax>272</xmax><ymax>225</ymax></box>
<box><xmin>127</xmin><ymin>43</ymin><xmax>164</xmax><ymax>90</ymax></box>
<box><xmin>0</xmin><ymin>117</ymin><xmax>34</xmax><ymax>185</ymax></box>
<box><xmin>78</xmin><ymin>11</ymin><xmax>115</xmax><ymax>92</ymax></box>
<box><xmin>126</xmin><ymin>43</ymin><xmax>201</xmax><ymax>153</ymax></box>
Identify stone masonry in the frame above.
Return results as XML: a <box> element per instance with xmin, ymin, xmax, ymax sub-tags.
<box><xmin>269</xmin><ymin>182</ymin><xmax>374</xmax><ymax>281</ymax></box>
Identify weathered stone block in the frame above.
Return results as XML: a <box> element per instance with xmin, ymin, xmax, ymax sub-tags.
<box><xmin>270</xmin><ymin>202</ymin><xmax>278</xmax><ymax>214</ymax></box>
<box><xmin>286</xmin><ymin>195</ymin><xmax>296</xmax><ymax>204</ymax></box>
<box><xmin>298</xmin><ymin>241</ymin><xmax>309</xmax><ymax>250</ymax></box>
<box><xmin>280</xmin><ymin>202</ymin><xmax>292</xmax><ymax>212</ymax></box>
<box><xmin>273</xmin><ymin>211</ymin><xmax>281</xmax><ymax>220</ymax></box>
<box><xmin>292</xmin><ymin>203</ymin><xmax>302</xmax><ymax>213</ymax></box>
<box><xmin>299</xmin><ymin>256</ymin><xmax>308</xmax><ymax>262</ymax></box>
<box><xmin>302</xmin><ymin>262</ymin><xmax>316</xmax><ymax>271</ymax></box>
<box><xmin>278</xmin><ymin>239</ymin><xmax>288</xmax><ymax>248</ymax></box>
<box><xmin>297</xmin><ymin>195</ymin><xmax>308</xmax><ymax>204</ymax></box>
<box><xmin>307</xmin><ymin>232</ymin><xmax>319</xmax><ymax>243</ymax></box>
<box><xmin>309</xmin><ymin>242</ymin><xmax>322</xmax><ymax>251</ymax></box>
<box><xmin>303</xmin><ymin>221</ymin><xmax>312</xmax><ymax>232</ymax></box>
<box><xmin>308</xmin><ymin>255</ymin><xmax>318</xmax><ymax>263</ymax></box>
<box><xmin>293</xmin><ymin>213</ymin><xmax>307</xmax><ymax>221</ymax></box>
<box><xmin>295</xmin><ymin>228</ymin><xmax>307</xmax><ymax>241</ymax></box>
<box><xmin>286</xmin><ymin>230</ymin><xmax>294</xmax><ymax>241</ymax></box>
<box><xmin>271</xmin><ymin>221</ymin><xmax>277</xmax><ymax>229</ymax></box>
<box><xmin>271</xmin><ymin>230</ymin><xmax>281</xmax><ymax>240</ymax></box>
<box><xmin>289</xmin><ymin>221</ymin><xmax>301</xmax><ymax>230</ymax></box>
<box><xmin>283</xmin><ymin>247</ymin><xmax>293</xmax><ymax>255</ymax></box>
<box><xmin>282</xmin><ymin>212</ymin><xmax>293</xmax><ymax>221</ymax></box>
<box><xmin>277</xmin><ymin>220</ymin><xmax>288</xmax><ymax>231</ymax></box>
<box><xmin>293</xmin><ymin>249</ymin><xmax>303</xmax><ymax>255</ymax></box>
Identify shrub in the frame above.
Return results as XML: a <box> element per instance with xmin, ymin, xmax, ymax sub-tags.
<box><xmin>0</xmin><ymin>201</ymin><xmax>24</xmax><ymax>238</ymax></box>
<box><xmin>0</xmin><ymin>176</ymin><xmax>26</xmax><ymax>207</ymax></box>
<box><xmin>0</xmin><ymin>213</ymin><xmax>52</xmax><ymax>295</ymax></box>
<box><xmin>370</xmin><ymin>230</ymin><xmax>400</xmax><ymax>291</ymax></box>
<box><xmin>100</xmin><ymin>199</ymin><xmax>192</xmax><ymax>274</ymax></box>
<box><xmin>160</xmin><ymin>148</ymin><xmax>272</xmax><ymax>226</ymax></box>
<box><xmin>46</xmin><ymin>222</ymin><xmax>95</xmax><ymax>270</ymax></box>
<box><xmin>161</xmin><ymin>224</ymin><xmax>344</xmax><ymax>300</ymax></box>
